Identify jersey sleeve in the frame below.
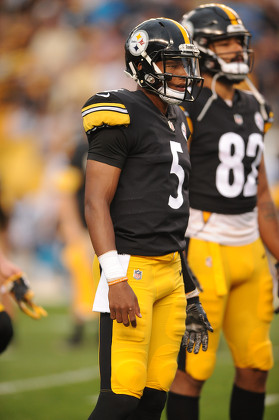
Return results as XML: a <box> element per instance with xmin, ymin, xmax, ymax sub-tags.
<box><xmin>82</xmin><ymin>92</ymin><xmax>130</xmax><ymax>134</ymax></box>
<box><xmin>87</xmin><ymin>127</ymin><xmax>129</xmax><ymax>168</ymax></box>
<box><xmin>82</xmin><ymin>92</ymin><xmax>131</xmax><ymax>169</ymax></box>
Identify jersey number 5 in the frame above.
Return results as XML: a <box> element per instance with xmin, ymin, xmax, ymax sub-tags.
<box><xmin>216</xmin><ymin>132</ymin><xmax>263</xmax><ymax>198</ymax></box>
<box><xmin>168</xmin><ymin>141</ymin><xmax>185</xmax><ymax>209</ymax></box>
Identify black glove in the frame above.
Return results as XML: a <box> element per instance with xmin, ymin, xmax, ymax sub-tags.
<box><xmin>274</xmin><ymin>262</ymin><xmax>279</xmax><ymax>314</ymax></box>
<box><xmin>182</xmin><ymin>296</ymin><xmax>213</xmax><ymax>354</ymax></box>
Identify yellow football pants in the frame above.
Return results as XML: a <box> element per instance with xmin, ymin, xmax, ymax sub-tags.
<box><xmin>184</xmin><ymin>237</ymin><xmax>274</xmax><ymax>381</ymax></box>
<box><xmin>99</xmin><ymin>252</ymin><xmax>186</xmax><ymax>399</ymax></box>
<box><xmin>62</xmin><ymin>241</ymin><xmax>96</xmax><ymax>320</ymax></box>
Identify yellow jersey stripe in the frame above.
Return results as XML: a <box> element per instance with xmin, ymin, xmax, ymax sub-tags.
<box><xmin>82</xmin><ymin>104</ymin><xmax>128</xmax><ymax>118</ymax></box>
<box><xmin>82</xmin><ymin>102</ymin><xmax>127</xmax><ymax>113</ymax></box>
<box><xmin>83</xmin><ymin>109</ymin><xmax>130</xmax><ymax>132</ymax></box>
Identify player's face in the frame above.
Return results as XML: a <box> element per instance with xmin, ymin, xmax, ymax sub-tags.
<box><xmin>210</xmin><ymin>37</ymin><xmax>244</xmax><ymax>64</ymax></box>
<box><xmin>157</xmin><ymin>58</ymin><xmax>189</xmax><ymax>92</ymax></box>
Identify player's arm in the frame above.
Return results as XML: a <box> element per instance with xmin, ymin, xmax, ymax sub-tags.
<box><xmin>257</xmin><ymin>156</ymin><xmax>279</xmax><ymax>313</ymax></box>
<box><xmin>84</xmin><ymin>159</ymin><xmax>141</xmax><ymax>327</ymax></box>
<box><xmin>257</xmin><ymin>156</ymin><xmax>279</xmax><ymax>261</ymax></box>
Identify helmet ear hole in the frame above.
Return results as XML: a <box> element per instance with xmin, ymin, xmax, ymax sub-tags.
<box><xmin>145</xmin><ymin>74</ymin><xmax>156</xmax><ymax>84</ymax></box>
<box><xmin>205</xmin><ymin>59</ymin><xmax>215</xmax><ymax>70</ymax></box>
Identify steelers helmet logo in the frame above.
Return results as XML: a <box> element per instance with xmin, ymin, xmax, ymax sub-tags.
<box><xmin>129</xmin><ymin>30</ymin><xmax>149</xmax><ymax>56</ymax></box>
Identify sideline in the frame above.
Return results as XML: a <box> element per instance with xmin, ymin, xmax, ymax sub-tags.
<box><xmin>0</xmin><ymin>367</ymin><xmax>99</xmax><ymax>395</ymax></box>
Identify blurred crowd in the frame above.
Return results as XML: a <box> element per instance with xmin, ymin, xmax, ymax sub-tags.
<box><xmin>0</xmin><ymin>0</ymin><xmax>278</xmax><ymax>304</ymax></box>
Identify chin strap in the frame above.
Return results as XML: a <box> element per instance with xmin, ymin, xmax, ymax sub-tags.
<box><xmin>244</xmin><ymin>76</ymin><xmax>268</xmax><ymax>121</ymax></box>
<box><xmin>158</xmin><ymin>86</ymin><xmax>184</xmax><ymax>105</ymax></box>
<box><xmin>197</xmin><ymin>73</ymin><xmax>220</xmax><ymax>121</ymax></box>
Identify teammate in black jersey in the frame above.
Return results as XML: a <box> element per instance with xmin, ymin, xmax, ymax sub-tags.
<box><xmin>82</xmin><ymin>17</ymin><xmax>212</xmax><ymax>420</ymax></box>
<box><xmin>167</xmin><ymin>4</ymin><xmax>279</xmax><ymax>420</ymax></box>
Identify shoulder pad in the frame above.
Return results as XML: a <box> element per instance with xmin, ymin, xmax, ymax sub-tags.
<box><xmin>236</xmin><ymin>86</ymin><xmax>273</xmax><ymax>133</ymax></box>
<box><xmin>82</xmin><ymin>90</ymin><xmax>130</xmax><ymax>133</ymax></box>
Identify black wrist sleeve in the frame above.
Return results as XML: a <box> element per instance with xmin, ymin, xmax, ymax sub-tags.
<box><xmin>179</xmin><ymin>251</ymin><xmax>196</xmax><ymax>294</ymax></box>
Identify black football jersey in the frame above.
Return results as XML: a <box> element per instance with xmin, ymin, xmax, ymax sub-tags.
<box><xmin>182</xmin><ymin>88</ymin><xmax>273</xmax><ymax>214</ymax></box>
<box><xmin>82</xmin><ymin>89</ymin><xmax>191</xmax><ymax>255</ymax></box>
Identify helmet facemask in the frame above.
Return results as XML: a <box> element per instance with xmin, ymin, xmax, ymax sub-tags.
<box><xmin>124</xmin><ymin>18</ymin><xmax>204</xmax><ymax>104</ymax></box>
<box><xmin>181</xmin><ymin>4</ymin><xmax>254</xmax><ymax>84</ymax></box>
<box><xmin>156</xmin><ymin>49</ymin><xmax>204</xmax><ymax>104</ymax></box>
<box><xmin>198</xmin><ymin>34</ymin><xmax>253</xmax><ymax>83</ymax></box>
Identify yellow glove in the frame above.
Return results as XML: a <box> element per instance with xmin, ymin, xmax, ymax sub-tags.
<box><xmin>1</xmin><ymin>273</ymin><xmax>48</xmax><ymax>320</ymax></box>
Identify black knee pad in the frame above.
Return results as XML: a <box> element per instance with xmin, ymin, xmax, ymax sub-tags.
<box><xmin>0</xmin><ymin>310</ymin><xmax>13</xmax><ymax>354</ymax></box>
<box><xmin>129</xmin><ymin>387</ymin><xmax>167</xmax><ymax>420</ymax></box>
<box><xmin>88</xmin><ymin>390</ymin><xmax>139</xmax><ymax>420</ymax></box>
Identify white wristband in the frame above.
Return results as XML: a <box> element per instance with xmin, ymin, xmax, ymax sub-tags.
<box><xmin>98</xmin><ymin>250</ymin><xmax>126</xmax><ymax>283</ymax></box>
<box><xmin>186</xmin><ymin>288</ymin><xmax>199</xmax><ymax>299</ymax></box>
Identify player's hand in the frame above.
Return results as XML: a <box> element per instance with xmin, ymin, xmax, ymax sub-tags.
<box><xmin>274</xmin><ymin>262</ymin><xmax>279</xmax><ymax>314</ymax></box>
<box><xmin>1</xmin><ymin>274</ymin><xmax>48</xmax><ymax>320</ymax></box>
<box><xmin>108</xmin><ymin>281</ymin><xmax>141</xmax><ymax>328</ymax></box>
<box><xmin>182</xmin><ymin>297</ymin><xmax>213</xmax><ymax>354</ymax></box>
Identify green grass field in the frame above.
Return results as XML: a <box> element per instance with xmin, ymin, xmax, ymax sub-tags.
<box><xmin>0</xmin><ymin>305</ymin><xmax>278</xmax><ymax>420</ymax></box>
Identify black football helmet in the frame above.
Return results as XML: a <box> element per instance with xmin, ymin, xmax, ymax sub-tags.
<box><xmin>125</xmin><ymin>18</ymin><xmax>203</xmax><ymax>104</ymax></box>
<box><xmin>182</xmin><ymin>3</ymin><xmax>253</xmax><ymax>83</ymax></box>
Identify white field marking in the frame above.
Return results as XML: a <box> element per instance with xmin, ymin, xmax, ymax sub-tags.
<box><xmin>0</xmin><ymin>367</ymin><xmax>99</xmax><ymax>395</ymax></box>
<box><xmin>265</xmin><ymin>394</ymin><xmax>279</xmax><ymax>406</ymax></box>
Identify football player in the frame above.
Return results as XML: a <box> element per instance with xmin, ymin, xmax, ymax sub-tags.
<box><xmin>55</xmin><ymin>140</ymin><xmax>97</xmax><ymax>345</ymax></box>
<box><xmin>82</xmin><ymin>17</ymin><xmax>212</xmax><ymax>420</ymax></box>
<box><xmin>167</xmin><ymin>4</ymin><xmax>279</xmax><ymax>420</ymax></box>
